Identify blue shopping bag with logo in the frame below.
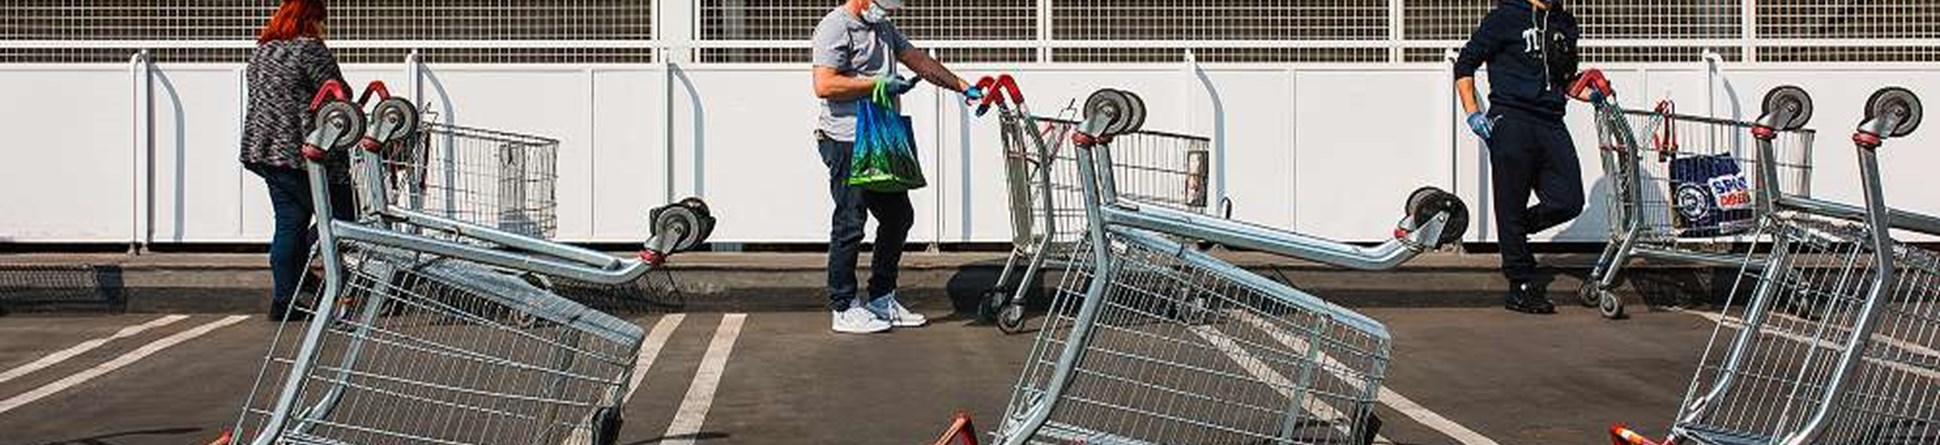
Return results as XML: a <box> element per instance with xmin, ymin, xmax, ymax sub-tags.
<box><xmin>1669</xmin><ymin>154</ymin><xmax>1755</xmax><ymax>237</ymax></box>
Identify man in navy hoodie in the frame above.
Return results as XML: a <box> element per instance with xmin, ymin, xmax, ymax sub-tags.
<box><xmin>1454</xmin><ymin>0</ymin><xmax>1611</xmax><ymax>314</ymax></box>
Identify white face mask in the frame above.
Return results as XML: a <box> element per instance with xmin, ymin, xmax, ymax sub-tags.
<box><xmin>862</xmin><ymin>1</ymin><xmax>890</xmax><ymax>23</ymax></box>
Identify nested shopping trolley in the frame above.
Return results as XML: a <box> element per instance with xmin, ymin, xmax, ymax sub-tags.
<box><xmin>984</xmin><ymin>85</ymin><xmax>1470</xmax><ymax>445</ymax></box>
<box><xmin>1579</xmin><ymin>86</ymin><xmax>1818</xmax><ymax>319</ymax></box>
<box><xmin>229</xmin><ymin>81</ymin><xmax>713</xmax><ymax>445</ymax></box>
<box><xmin>972</xmin><ymin>74</ymin><xmax>1219</xmax><ymax>333</ymax></box>
<box><xmin>1611</xmin><ymin>87</ymin><xmax>1940</xmax><ymax>445</ymax></box>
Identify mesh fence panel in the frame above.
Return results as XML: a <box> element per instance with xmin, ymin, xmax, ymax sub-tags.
<box><xmin>4</xmin><ymin>0</ymin><xmax>1938</xmax><ymax>64</ymax></box>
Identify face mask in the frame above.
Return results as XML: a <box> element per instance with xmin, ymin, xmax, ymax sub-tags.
<box><xmin>862</xmin><ymin>1</ymin><xmax>890</xmax><ymax>23</ymax></box>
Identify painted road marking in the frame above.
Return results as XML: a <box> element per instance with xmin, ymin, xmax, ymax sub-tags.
<box><xmin>1189</xmin><ymin>324</ymin><xmax>1380</xmax><ymax>443</ymax></box>
<box><xmin>0</xmin><ymin>315</ymin><xmax>189</xmax><ymax>385</ymax></box>
<box><xmin>660</xmin><ymin>314</ymin><xmax>747</xmax><ymax>445</ymax></box>
<box><xmin>624</xmin><ymin>314</ymin><xmax>687</xmax><ymax>404</ymax></box>
<box><xmin>1232</xmin><ymin>311</ymin><xmax>1500</xmax><ymax>445</ymax></box>
<box><xmin>0</xmin><ymin>315</ymin><xmax>248</xmax><ymax>415</ymax></box>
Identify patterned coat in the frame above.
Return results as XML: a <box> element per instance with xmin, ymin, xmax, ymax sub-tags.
<box><xmin>240</xmin><ymin>37</ymin><xmax>347</xmax><ymax>171</ymax></box>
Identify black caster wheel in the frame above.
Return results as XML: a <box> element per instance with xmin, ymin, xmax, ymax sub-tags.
<box><xmin>1404</xmin><ymin>186</ymin><xmax>1470</xmax><ymax>248</ymax></box>
<box><xmin>997</xmin><ymin>303</ymin><xmax>1027</xmax><ymax>334</ymax></box>
<box><xmin>591</xmin><ymin>407</ymin><xmax>624</xmax><ymax>445</ymax></box>
<box><xmin>1577</xmin><ymin>280</ymin><xmax>1602</xmax><ymax>308</ymax></box>
<box><xmin>1600</xmin><ymin>292</ymin><xmax>1627</xmax><ymax>320</ymax></box>
<box><xmin>977</xmin><ymin>290</ymin><xmax>1007</xmax><ymax>323</ymax></box>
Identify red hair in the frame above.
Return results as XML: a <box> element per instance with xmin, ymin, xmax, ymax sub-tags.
<box><xmin>257</xmin><ymin>0</ymin><xmax>329</xmax><ymax>44</ymax></box>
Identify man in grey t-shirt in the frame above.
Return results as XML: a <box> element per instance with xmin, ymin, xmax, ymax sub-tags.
<box><xmin>811</xmin><ymin>0</ymin><xmax>981</xmax><ymax>334</ymax></box>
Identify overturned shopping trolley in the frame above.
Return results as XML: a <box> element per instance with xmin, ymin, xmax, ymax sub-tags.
<box><xmin>1612</xmin><ymin>87</ymin><xmax>1940</xmax><ymax>445</ymax></box>
<box><xmin>972</xmin><ymin>74</ymin><xmax>1218</xmax><ymax>333</ymax></box>
<box><xmin>229</xmin><ymin>81</ymin><xmax>712</xmax><ymax>445</ymax></box>
<box><xmin>986</xmin><ymin>84</ymin><xmax>1469</xmax><ymax>445</ymax></box>
<box><xmin>1579</xmin><ymin>86</ymin><xmax>1816</xmax><ymax>319</ymax></box>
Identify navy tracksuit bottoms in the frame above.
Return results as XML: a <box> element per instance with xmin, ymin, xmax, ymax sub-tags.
<box><xmin>1488</xmin><ymin>111</ymin><xmax>1585</xmax><ymax>283</ymax></box>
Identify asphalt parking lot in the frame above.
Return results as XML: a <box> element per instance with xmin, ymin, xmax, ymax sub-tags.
<box><xmin>0</xmin><ymin>302</ymin><xmax>1722</xmax><ymax>445</ymax></box>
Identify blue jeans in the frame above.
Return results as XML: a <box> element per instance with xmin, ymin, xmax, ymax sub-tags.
<box><xmin>248</xmin><ymin>163</ymin><xmax>355</xmax><ymax>310</ymax></box>
<box><xmin>818</xmin><ymin>136</ymin><xmax>914</xmax><ymax>312</ymax></box>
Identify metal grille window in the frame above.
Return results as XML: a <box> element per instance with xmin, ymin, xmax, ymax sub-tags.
<box><xmin>1053</xmin><ymin>0</ymin><xmax>1389</xmax><ymax>41</ymax></box>
<box><xmin>696</xmin><ymin>1</ymin><xmax>1034</xmax><ymax>41</ymax></box>
<box><xmin>1402</xmin><ymin>0</ymin><xmax>1490</xmax><ymax>41</ymax></box>
<box><xmin>0</xmin><ymin>1</ymin><xmax>652</xmax><ymax>41</ymax></box>
<box><xmin>1</xmin><ymin>1</ymin><xmax>653</xmax><ymax>63</ymax></box>
<box><xmin>1573</xmin><ymin>0</ymin><xmax>1739</xmax><ymax>39</ymax></box>
<box><xmin>1761</xmin><ymin>46</ymin><xmax>1940</xmax><ymax>63</ymax></box>
<box><xmin>1758</xmin><ymin>2</ymin><xmax>1940</xmax><ymax>39</ymax></box>
<box><xmin>1054</xmin><ymin>47</ymin><xmax>1387</xmax><ymax>63</ymax></box>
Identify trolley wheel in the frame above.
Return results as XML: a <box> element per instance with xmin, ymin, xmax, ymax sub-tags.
<box><xmin>1357</xmin><ymin>413</ymin><xmax>1384</xmax><ymax>445</ymax></box>
<box><xmin>1600</xmin><ymin>292</ymin><xmax>1627</xmax><ymax>320</ymax></box>
<box><xmin>1083</xmin><ymin>89</ymin><xmax>1139</xmax><ymax>136</ymax></box>
<box><xmin>315</xmin><ymin>101</ymin><xmax>367</xmax><ymax>150</ymax></box>
<box><xmin>997</xmin><ymin>303</ymin><xmax>1027</xmax><ymax>334</ymax></box>
<box><xmin>976</xmin><ymin>290</ymin><xmax>1006</xmax><ymax>323</ymax></box>
<box><xmin>370</xmin><ymin>97</ymin><xmax>420</xmax><ymax>142</ymax></box>
<box><xmin>676</xmin><ymin>197</ymin><xmax>717</xmax><ymax>246</ymax></box>
<box><xmin>1760</xmin><ymin>85</ymin><xmax>1814</xmax><ymax>131</ymax></box>
<box><xmin>650</xmin><ymin>203</ymin><xmax>706</xmax><ymax>252</ymax></box>
<box><xmin>1404</xmin><ymin>187</ymin><xmax>1470</xmax><ymax>248</ymax></box>
<box><xmin>591</xmin><ymin>407</ymin><xmax>624</xmax><ymax>445</ymax></box>
<box><xmin>1577</xmin><ymin>280</ymin><xmax>1602</xmax><ymax>308</ymax></box>
<box><xmin>1865</xmin><ymin>87</ymin><xmax>1923</xmax><ymax>137</ymax></box>
<box><xmin>1119</xmin><ymin>89</ymin><xmax>1147</xmax><ymax>134</ymax></box>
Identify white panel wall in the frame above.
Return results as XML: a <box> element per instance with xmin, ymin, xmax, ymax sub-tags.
<box><xmin>0</xmin><ymin>67</ymin><xmax>135</xmax><ymax>242</ymax></box>
<box><xmin>10</xmin><ymin>59</ymin><xmax>1940</xmax><ymax>246</ymax></box>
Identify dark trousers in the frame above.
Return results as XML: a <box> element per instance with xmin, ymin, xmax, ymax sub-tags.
<box><xmin>249</xmin><ymin>163</ymin><xmax>355</xmax><ymax>309</ymax></box>
<box><xmin>1487</xmin><ymin>111</ymin><xmax>1585</xmax><ymax>283</ymax></box>
<box><xmin>818</xmin><ymin>136</ymin><xmax>915</xmax><ymax>312</ymax></box>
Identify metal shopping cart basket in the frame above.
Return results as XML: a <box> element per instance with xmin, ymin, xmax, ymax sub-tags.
<box><xmin>229</xmin><ymin>82</ymin><xmax>710</xmax><ymax>445</ymax></box>
<box><xmin>972</xmin><ymin>75</ymin><xmax>1218</xmax><ymax>333</ymax></box>
<box><xmin>1579</xmin><ymin>86</ymin><xmax>1817</xmax><ymax>319</ymax></box>
<box><xmin>989</xmin><ymin>86</ymin><xmax>1469</xmax><ymax>445</ymax></box>
<box><xmin>344</xmin><ymin>83</ymin><xmax>563</xmax><ymax>240</ymax></box>
<box><xmin>1611</xmin><ymin>87</ymin><xmax>1940</xmax><ymax>445</ymax></box>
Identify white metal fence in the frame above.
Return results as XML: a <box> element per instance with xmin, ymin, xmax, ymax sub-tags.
<box><xmin>3</xmin><ymin>0</ymin><xmax>1937</xmax><ymax>64</ymax></box>
<box><xmin>4</xmin><ymin>1</ymin><xmax>1940</xmax><ymax>246</ymax></box>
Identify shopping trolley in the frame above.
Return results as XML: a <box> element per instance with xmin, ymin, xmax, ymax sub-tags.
<box><xmin>972</xmin><ymin>75</ymin><xmax>1219</xmax><ymax>333</ymax></box>
<box><xmin>1580</xmin><ymin>86</ymin><xmax>1817</xmax><ymax>319</ymax></box>
<box><xmin>1610</xmin><ymin>87</ymin><xmax>1940</xmax><ymax>445</ymax></box>
<box><xmin>229</xmin><ymin>81</ymin><xmax>711</xmax><ymax>445</ymax></box>
<box><xmin>988</xmin><ymin>86</ymin><xmax>1469</xmax><ymax>445</ymax></box>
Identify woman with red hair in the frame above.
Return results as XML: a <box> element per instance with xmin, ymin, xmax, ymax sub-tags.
<box><xmin>240</xmin><ymin>0</ymin><xmax>352</xmax><ymax>322</ymax></box>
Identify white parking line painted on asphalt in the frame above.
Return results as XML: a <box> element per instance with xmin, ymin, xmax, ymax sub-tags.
<box><xmin>1189</xmin><ymin>325</ymin><xmax>1378</xmax><ymax>443</ymax></box>
<box><xmin>0</xmin><ymin>315</ymin><xmax>189</xmax><ymax>385</ymax></box>
<box><xmin>660</xmin><ymin>314</ymin><xmax>747</xmax><ymax>445</ymax></box>
<box><xmin>624</xmin><ymin>314</ymin><xmax>687</xmax><ymax>404</ymax></box>
<box><xmin>1690</xmin><ymin>311</ymin><xmax>1940</xmax><ymax>380</ymax></box>
<box><xmin>1231</xmin><ymin>311</ymin><xmax>1500</xmax><ymax>445</ymax></box>
<box><xmin>0</xmin><ymin>315</ymin><xmax>248</xmax><ymax>416</ymax></box>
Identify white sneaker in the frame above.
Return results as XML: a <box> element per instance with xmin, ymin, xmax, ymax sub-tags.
<box><xmin>863</xmin><ymin>293</ymin><xmax>928</xmax><ymax>327</ymax></box>
<box><xmin>832</xmin><ymin>305</ymin><xmax>892</xmax><ymax>334</ymax></box>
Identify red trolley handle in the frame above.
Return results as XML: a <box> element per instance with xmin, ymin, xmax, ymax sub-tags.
<box><xmin>308</xmin><ymin>79</ymin><xmax>354</xmax><ymax>111</ymax></box>
<box><xmin>972</xmin><ymin>74</ymin><xmax>1025</xmax><ymax>117</ymax></box>
<box><xmin>1652</xmin><ymin>99</ymin><xmax>1678</xmax><ymax>162</ymax></box>
<box><xmin>356</xmin><ymin>81</ymin><xmax>394</xmax><ymax>106</ymax></box>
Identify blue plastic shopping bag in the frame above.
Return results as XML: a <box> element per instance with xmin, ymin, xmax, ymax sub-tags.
<box><xmin>1669</xmin><ymin>154</ymin><xmax>1755</xmax><ymax>237</ymax></box>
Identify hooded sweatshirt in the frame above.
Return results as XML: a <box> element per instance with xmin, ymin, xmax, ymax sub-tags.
<box><xmin>1453</xmin><ymin>0</ymin><xmax>1581</xmax><ymax>120</ymax></box>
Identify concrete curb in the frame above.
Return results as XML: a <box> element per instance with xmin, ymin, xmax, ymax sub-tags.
<box><xmin>0</xmin><ymin>251</ymin><xmax>1741</xmax><ymax>315</ymax></box>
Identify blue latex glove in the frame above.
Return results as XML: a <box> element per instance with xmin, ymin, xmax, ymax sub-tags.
<box><xmin>964</xmin><ymin>85</ymin><xmax>985</xmax><ymax>102</ymax></box>
<box><xmin>879</xmin><ymin>76</ymin><xmax>919</xmax><ymax>96</ymax></box>
<box><xmin>1466</xmin><ymin>111</ymin><xmax>1494</xmax><ymax>140</ymax></box>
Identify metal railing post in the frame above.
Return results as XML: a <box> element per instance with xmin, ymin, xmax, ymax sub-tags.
<box><xmin>130</xmin><ymin>50</ymin><xmax>153</xmax><ymax>253</ymax></box>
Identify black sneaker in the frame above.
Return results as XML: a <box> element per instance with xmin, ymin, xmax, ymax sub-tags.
<box><xmin>1504</xmin><ymin>282</ymin><xmax>1557</xmax><ymax>315</ymax></box>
